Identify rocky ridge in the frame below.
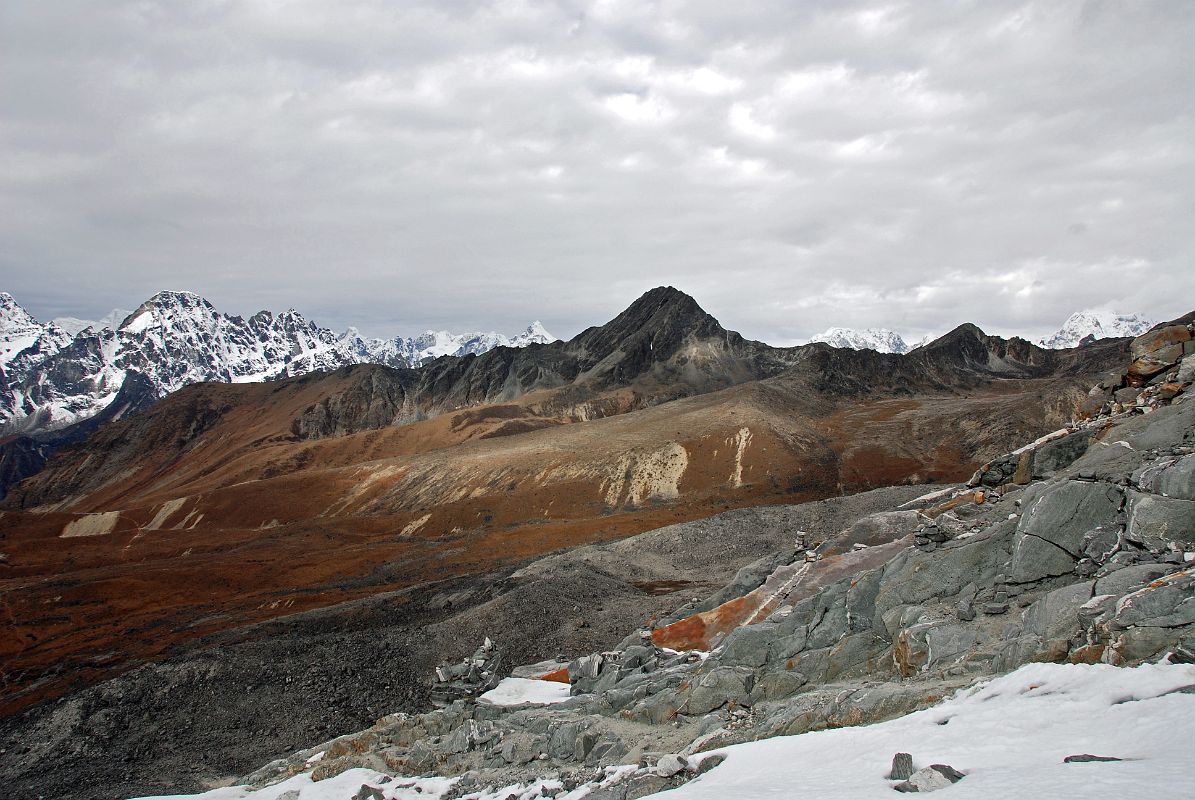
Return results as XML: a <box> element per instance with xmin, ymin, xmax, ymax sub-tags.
<box><xmin>189</xmin><ymin>322</ymin><xmax>1195</xmax><ymax>799</ymax></box>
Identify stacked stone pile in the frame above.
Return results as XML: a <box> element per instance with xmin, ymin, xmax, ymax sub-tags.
<box><xmin>430</xmin><ymin>639</ymin><xmax>502</xmax><ymax>708</ymax></box>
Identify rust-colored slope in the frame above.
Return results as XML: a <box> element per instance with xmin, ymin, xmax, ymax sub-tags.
<box><xmin>0</xmin><ymin>360</ymin><xmax>1100</xmax><ymax>717</ymax></box>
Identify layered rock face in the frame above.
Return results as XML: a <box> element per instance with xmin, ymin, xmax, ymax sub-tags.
<box><xmin>220</xmin><ymin>332</ymin><xmax>1195</xmax><ymax>798</ymax></box>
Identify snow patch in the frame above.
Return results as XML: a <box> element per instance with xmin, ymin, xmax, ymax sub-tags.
<box><xmin>478</xmin><ymin>677</ymin><xmax>572</xmax><ymax>707</ymax></box>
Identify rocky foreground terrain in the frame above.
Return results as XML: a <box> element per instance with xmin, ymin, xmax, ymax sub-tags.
<box><xmin>1</xmin><ymin>316</ymin><xmax>1192</xmax><ymax>799</ymax></box>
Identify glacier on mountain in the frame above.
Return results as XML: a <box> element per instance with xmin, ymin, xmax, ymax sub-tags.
<box><xmin>341</xmin><ymin>321</ymin><xmax>555</xmax><ymax>369</ymax></box>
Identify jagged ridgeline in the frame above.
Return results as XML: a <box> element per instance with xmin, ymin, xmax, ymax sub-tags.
<box><xmin>0</xmin><ymin>293</ymin><xmax>1191</xmax><ymax>800</ymax></box>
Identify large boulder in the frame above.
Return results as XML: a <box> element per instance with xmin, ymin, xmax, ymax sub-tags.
<box><xmin>893</xmin><ymin>621</ymin><xmax>978</xmax><ymax>677</ymax></box>
<box><xmin>1137</xmin><ymin>454</ymin><xmax>1195</xmax><ymax>502</ymax></box>
<box><xmin>1110</xmin><ymin>570</ymin><xmax>1195</xmax><ymax>630</ymax></box>
<box><xmin>682</xmin><ymin>666</ymin><xmax>755</xmax><ymax>715</ymax></box>
<box><xmin>1032</xmin><ymin>430</ymin><xmax>1094</xmax><ymax>478</ymax></box>
<box><xmin>875</xmin><ymin>521</ymin><xmax>1015</xmax><ymax>614</ymax></box>
<box><xmin>1021</xmin><ymin>581</ymin><xmax>1094</xmax><ymax>645</ymax></box>
<box><xmin>1009</xmin><ymin>481</ymin><xmax>1123</xmax><ymax>583</ymax></box>
<box><xmin>718</xmin><ymin>623</ymin><xmax>778</xmax><ymax>668</ymax></box>
<box><xmin>1128</xmin><ymin>325</ymin><xmax>1191</xmax><ymax>380</ymax></box>
<box><xmin>1126</xmin><ymin>491</ymin><xmax>1195</xmax><ymax>549</ymax></box>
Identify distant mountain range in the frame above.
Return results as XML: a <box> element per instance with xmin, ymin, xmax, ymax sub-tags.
<box><xmin>0</xmin><ymin>289</ymin><xmax>1156</xmax><ymax>435</ymax></box>
<box><xmin>0</xmin><ymin>290</ymin><xmax>555</xmax><ymax>433</ymax></box>
<box><xmin>807</xmin><ymin>308</ymin><xmax>1154</xmax><ymax>356</ymax></box>
<box><xmin>807</xmin><ymin>327</ymin><xmax>912</xmax><ymax>354</ymax></box>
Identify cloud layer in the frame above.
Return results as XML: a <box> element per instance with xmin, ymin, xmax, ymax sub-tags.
<box><xmin>2</xmin><ymin>0</ymin><xmax>1192</xmax><ymax>342</ymax></box>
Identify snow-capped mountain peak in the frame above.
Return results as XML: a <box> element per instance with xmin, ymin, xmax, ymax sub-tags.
<box><xmin>511</xmin><ymin>320</ymin><xmax>556</xmax><ymax>347</ymax></box>
<box><xmin>1</xmin><ymin>291</ymin><xmax>562</xmax><ymax>432</ymax></box>
<box><xmin>808</xmin><ymin>326</ymin><xmax>910</xmax><ymax>354</ymax></box>
<box><xmin>1</xmin><ymin>292</ymin><xmax>43</xmax><ymax>339</ymax></box>
<box><xmin>1038</xmin><ymin>309</ymin><xmax>1154</xmax><ymax>349</ymax></box>
<box><xmin>1</xmin><ymin>292</ymin><xmax>73</xmax><ymax>377</ymax></box>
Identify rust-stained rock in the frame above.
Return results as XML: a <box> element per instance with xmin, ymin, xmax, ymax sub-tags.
<box><xmin>1158</xmin><ymin>382</ymin><xmax>1184</xmax><ymax>401</ymax></box>
<box><xmin>1128</xmin><ymin>325</ymin><xmax>1191</xmax><ymax>379</ymax></box>
<box><xmin>1012</xmin><ymin>450</ymin><xmax>1034</xmax><ymax>485</ymax></box>
<box><xmin>539</xmin><ymin>667</ymin><xmax>571</xmax><ymax>684</ymax></box>
<box><xmin>652</xmin><ymin>538</ymin><xmax>911</xmax><ymax>651</ymax></box>
<box><xmin>921</xmin><ymin>493</ymin><xmax>984</xmax><ymax>519</ymax></box>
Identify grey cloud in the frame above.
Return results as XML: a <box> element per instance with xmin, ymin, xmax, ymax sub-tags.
<box><xmin>1</xmin><ymin>0</ymin><xmax>1191</xmax><ymax>343</ymax></box>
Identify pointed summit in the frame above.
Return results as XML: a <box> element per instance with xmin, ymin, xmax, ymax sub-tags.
<box><xmin>574</xmin><ymin>286</ymin><xmax>725</xmax><ymax>359</ymax></box>
<box><xmin>0</xmin><ymin>291</ymin><xmax>40</xmax><ymax>329</ymax></box>
<box><xmin>510</xmin><ymin>320</ymin><xmax>557</xmax><ymax>347</ymax></box>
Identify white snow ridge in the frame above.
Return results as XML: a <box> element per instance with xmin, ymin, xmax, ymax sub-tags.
<box><xmin>808</xmin><ymin>326</ymin><xmax>910</xmax><ymax>354</ymax></box>
<box><xmin>1038</xmin><ymin>309</ymin><xmax>1154</xmax><ymax>349</ymax></box>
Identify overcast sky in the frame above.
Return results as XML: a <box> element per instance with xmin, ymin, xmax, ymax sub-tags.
<box><xmin>1</xmin><ymin>1</ymin><xmax>1192</xmax><ymax>343</ymax></box>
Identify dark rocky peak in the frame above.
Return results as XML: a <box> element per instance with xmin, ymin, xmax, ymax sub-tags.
<box><xmin>910</xmin><ymin>322</ymin><xmax>1051</xmax><ymax>373</ymax></box>
<box><xmin>571</xmin><ymin>286</ymin><xmax>730</xmax><ymax>365</ymax></box>
<box><xmin>916</xmin><ymin>322</ymin><xmax>988</xmax><ymax>352</ymax></box>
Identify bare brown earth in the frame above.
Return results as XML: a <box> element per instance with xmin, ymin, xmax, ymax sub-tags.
<box><xmin>0</xmin><ymin>361</ymin><xmax>1101</xmax><ymax>717</ymax></box>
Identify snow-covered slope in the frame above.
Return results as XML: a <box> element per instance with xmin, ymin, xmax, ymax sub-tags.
<box><xmin>808</xmin><ymin>326</ymin><xmax>910</xmax><ymax>354</ymax></box>
<box><xmin>664</xmin><ymin>660</ymin><xmax>1194</xmax><ymax>800</ymax></box>
<box><xmin>1038</xmin><ymin>309</ymin><xmax>1154</xmax><ymax>349</ymax></box>
<box><xmin>1</xmin><ymin>292</ymin><xmax>73</xmax><ymax>375</ymax></box>
<box><xmin>1</xmin><ymin>291</ymin><xmax>558</xmax><ymax>432</ymax></box>
<box><xmin>132</xmin><ymin>661</ymin><xmax>1195</xmax><ymax>800</ymax></box>
<box><xmin>0</xmin><ymin>292</ymin><xmax>75</xmax><ymax>420</ymax></box>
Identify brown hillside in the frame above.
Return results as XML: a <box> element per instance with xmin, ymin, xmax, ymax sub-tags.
<box><xmin>0</xmin><ymin>290</ymin><xmax>1129</xmax><ymax>715</ymax></box>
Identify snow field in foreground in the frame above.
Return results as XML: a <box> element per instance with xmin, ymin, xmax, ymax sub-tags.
<box><xmin>663</xmin><ymin>660</ymin><xmax>1195</xmax><ymax>799</ymax></box>
<box><xmin>134</xmin><ymin>661</ymin><xmax>1195</xmax><ymax>800</ymax></box>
